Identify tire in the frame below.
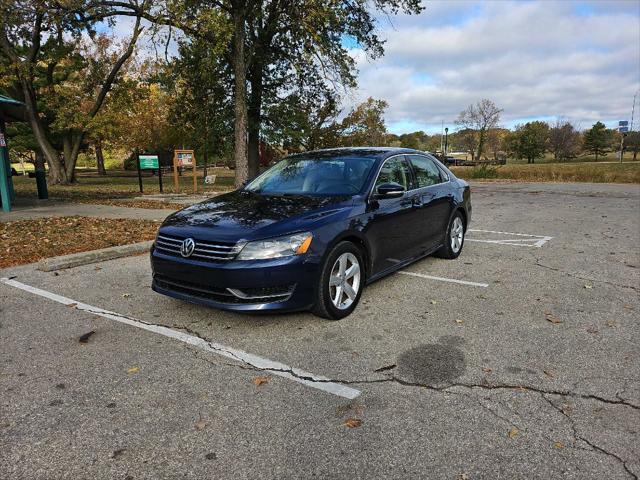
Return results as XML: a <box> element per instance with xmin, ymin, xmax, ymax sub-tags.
<box><xmin>312</xmin><ymin>241</ymin><xmax>365</xmax><ymax>320</ymax></box>
<box><xmin>435</xmin><ymin>211</ymin><xmax>466</xmax><ymax>259</ymax></box>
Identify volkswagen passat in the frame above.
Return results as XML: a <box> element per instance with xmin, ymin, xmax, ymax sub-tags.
<box><xmin>151</xmin><ymin>148</ymin><xmax>471</xmax><ymax>319</ymax></box>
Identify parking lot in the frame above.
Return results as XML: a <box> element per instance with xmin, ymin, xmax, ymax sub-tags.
<box><xmin>1</xmin><ymin>182</ymin><xmax>638</xmax><ymax>479</ymax></box>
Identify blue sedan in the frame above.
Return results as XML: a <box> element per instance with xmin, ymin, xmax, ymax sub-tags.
<box><xmin>151</xmin><ymin>147</ymin><xmax>472</xmax><ymax>319</ymax></box>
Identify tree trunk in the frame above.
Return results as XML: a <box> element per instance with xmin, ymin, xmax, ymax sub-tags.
<box><xmin>95</xmin><ymin>140</ymin><xmax>106</xmax><ymax>175</ymax></box>
<box><xmin>34</xmin><ymin>150</ymin><xmax>46</xmax><ymax>171</ymax></box>
<box><xmin>248</xmin><ymin>62</ymin><xmax>263</xmax><ymax>181</ymax></box>
<box><xmin>476</xmin><ymin>129</ymin><xmax>485</xmax><ymax>162</ymax></box>
<box><xmin>19</xmin><ymin>78</ymin><xmax>67</xmax><ymax>183</ymax></box>
<box><xmin>232</xmin><ymin>4</ymin><xmax>249</xmax><ymax>188</ymax></box>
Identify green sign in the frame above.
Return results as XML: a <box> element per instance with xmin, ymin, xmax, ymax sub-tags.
<box><xmin>139</xmin><ymin>154</ymin><xmax>159</xmax><ymax>169</ymax></box>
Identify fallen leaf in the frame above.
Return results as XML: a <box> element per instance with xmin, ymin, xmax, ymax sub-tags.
<box><xmin>252</xmin><ymin>376</ymin><xmax>270</xmax><ymax>386</ymax></box>
<box><xmin>122</xmin><ymin>293</ymin><xmax>131</xmax><ymax>298</ymax></box>
<box><xmin>127</xmin><ymin>367</ymin><xmax>139</xmax><ymax>374</ymax></box>
<box><xmin>67</xmin><ymin>303</ymin><xmax>78</xmax><ymax>309</ymax></box>
<box><xmin>430</xmin><ymin>300</ymin><xmax>437</xmax><ymax>305</ymax></box>
<box><xmin>586</xmin><ymin>325</ymin><xmax>599</xmax><ymax>334</ymax></box>
<box><xmin>458</xmin><ymin>474</ymin><xmax>470</xmax><ymax>480</ymax></box>
<box><xmin>543</xmin><ymin>369</ymin><xmax>554</xmax><ymax>378</ymax></box>
<box><xmin>554</xmin><ymin>441</ymin><xmax>565</xmax><ymax>449</ymax></box>
<box><xmin>195</xmin><ymin>419</ymin><xmax>207</xmax><ymax>431</ymax></box>
<box><xmin>78</xmin><ymin>331</ymin><xmax>95</xmax><ymax>344</ymax></box>
<box><xmin>344</xmin><ymin>418</ymin><xmax>362</xmax><ymax>428</ymax></box>
<box><xmin>508</xmin><ymin>427</ymin><xmax>519</xmax><ymax>439</ymax></box>
<box><xmin>545</xmin><ymin>312</ymin><xmax>563</xmax><ymax>324</ymax></box>
<box><xmin>584</xmin><ymin>284</ymin><xmax>593</xmax><ymax>289</ymax></box>
<box><xmin>455</xmin><ymin>319</ymin><xmax>464</xmax><ymax>325</ymax></box>
<box><xmin>606</xmin><ymin>320</ymin><xmax>617</xmax><ymax>328</ymax></box>
<box><xmin>482</xmin><ymin>367</ymin><xmax>493</xmax><ymax>373</ymax></box>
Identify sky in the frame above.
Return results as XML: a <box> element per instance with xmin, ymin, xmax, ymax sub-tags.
<box><xmin>104</xmin><ymin>0</ymin><xmax>640</xmax><ymax>135</ymax></box>
<box><xmin>346</xmin><ymin>0</ymin><xmax>640</xmax><ymax>134</ymax></box>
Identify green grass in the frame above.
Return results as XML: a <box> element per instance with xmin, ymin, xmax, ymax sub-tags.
<box><xmin>451</xmin><ymin>162</ymin><xmax>640</xmax><ymax>183</ymax></box>
<box><xmin>13</xmin><ymin>167</ymin><xmax>236</xmax><ymax>201</ymax></box>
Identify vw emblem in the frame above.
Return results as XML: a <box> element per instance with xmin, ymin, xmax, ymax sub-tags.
<box><xmin>180</xmin><ymin>238</ymin><xmax>195</xmax><ymax>257</ymax></box>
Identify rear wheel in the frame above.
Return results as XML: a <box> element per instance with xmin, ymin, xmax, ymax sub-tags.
<box><xmin>435</xmin><ymin>211</ymin><xmax>465</xmax><ymax>259</ymax></box>
<box><xmin>312</xmin><ymin>242</ymin><xmax>364</xmax><ymax>320</ymax></box>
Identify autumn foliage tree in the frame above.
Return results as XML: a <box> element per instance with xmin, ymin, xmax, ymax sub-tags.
<box><xmin>0</xmin><ymin>1</ymin><xmax>144</xmax><ymax>183</ymax></box>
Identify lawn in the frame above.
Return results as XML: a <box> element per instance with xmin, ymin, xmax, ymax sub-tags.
<box><xmin>451</xmin><ymin>161</ymin><xmax>640</xmax><ymax>183</ymax></box>
<box><xmin>0</xmin><ymin>216</ymin><xmax>161</xmax><ymax>268</ymax></box>
<box><xmin>12</xmin><ymin>167</ymin><xmax>236</xmax><ymax>207</ymax></box>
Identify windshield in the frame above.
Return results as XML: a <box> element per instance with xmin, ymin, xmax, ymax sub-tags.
<box><xmin>245</xmin><ymin>156</ymin><xmax>377</xmax><ymax>195</ymax></box>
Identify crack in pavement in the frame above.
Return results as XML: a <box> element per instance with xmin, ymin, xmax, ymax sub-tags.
<box><xmin>170</xmin><ymin>322</ymin><xmax>640</xmax><ymax>411</ymax></box>
<box><xmin>542</xmin><ymin>394</ymin><xmax>638</xmax><ymax>480</ymax></box>
<box><xmin>534</xmin><ymin>257</ymin><xmax>639</xmax><ymax>292</ymax></box>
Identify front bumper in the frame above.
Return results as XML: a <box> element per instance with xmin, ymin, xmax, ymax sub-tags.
<box><xmin>150</xmin><ymin>246</ymin><xmax>321</xmax><ymax>312</ymax></box>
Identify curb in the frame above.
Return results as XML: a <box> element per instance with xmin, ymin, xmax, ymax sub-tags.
<box><xmin>37</xmin><ymin>241</ymin><xmax>153</xmax><ymax>272</ymax></box>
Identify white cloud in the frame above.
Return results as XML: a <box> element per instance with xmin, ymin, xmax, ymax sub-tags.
<box><xmin>351</xmin><ymin>0</ymin><xmax>640</xmax><ymax>133</ymax></box>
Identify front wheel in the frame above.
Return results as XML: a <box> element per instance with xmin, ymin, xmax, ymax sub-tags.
<box><xmin>435</xmin><ymin>212</ymin><xmax>466</xmax><ymax>259</ymax></box>
<box><xmin>312</xmin><ymin>242</ymin><xmax>364</xmax><ymax>320</ymax></box>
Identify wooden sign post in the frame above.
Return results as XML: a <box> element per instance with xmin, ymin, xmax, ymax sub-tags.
<box><xmin>173</xmin><ymin>149</ymin><xmax>197</xmax><ymax>194</ymax></box>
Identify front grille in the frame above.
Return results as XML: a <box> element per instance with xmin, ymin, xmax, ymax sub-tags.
<box><xmin>154</xmin><ymin>275</ymin><xmax>295</xmax><ymax>304</ymax></box>
<box><xmin>155</xmin><ymin>233</ymin><xmax>242</xmax><ymax>262</ymax></box>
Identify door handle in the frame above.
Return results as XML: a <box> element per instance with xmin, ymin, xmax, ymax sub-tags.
<box><xmin>411</xmin><ymin>196</ymin><xmax>423</xmax><ymax>207</ymax></box>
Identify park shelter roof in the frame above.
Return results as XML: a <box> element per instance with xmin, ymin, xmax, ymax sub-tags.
<box><xmin>0</xmin><ymin>94</ymin><xmax>27</xmax><ymax>122</ymax></box>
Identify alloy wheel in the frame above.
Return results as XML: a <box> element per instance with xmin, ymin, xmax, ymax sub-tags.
<box><xmin>329</xmin><ymin>252</ymin><xmax>361</xmax><ymax>310</ymax></box>
<box><xmin>450</xmin><ymin>216</ymin><xmax>464</xmax><ymax>253</ymax></box>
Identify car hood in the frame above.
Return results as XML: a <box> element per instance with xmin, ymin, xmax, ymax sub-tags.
<box><xmin>159</xmin><ymin>190</ymin><xmax>353</xmax><ymax>242</ymax></box>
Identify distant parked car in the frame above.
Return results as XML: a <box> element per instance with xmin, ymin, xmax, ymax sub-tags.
<box><xmin>151</xmin><ymin>147</ymin><xmax>472</xmax><ymax>319</ymax></box>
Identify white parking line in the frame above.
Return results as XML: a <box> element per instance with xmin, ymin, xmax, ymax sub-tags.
<box><xmin>398</xmin><ymin>271</ymin><xmax>489</xmax><ymax>287</ymax></box>
<box><xmin>467</xmin><ymin>228</ymin><xmax>553</xmax><ymax>248</ymax></box>
<box><xmin>1</xmin><ymin>277</ymin><xmax>361</xmax><ymax>400</ymax></box>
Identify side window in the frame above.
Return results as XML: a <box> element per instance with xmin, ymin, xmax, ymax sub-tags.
<box><xmin>375</xmin><ymin>156</ymin><xmax>412</xmax><ymax>190</ymax></box>
<box><xmin>409</xmin><ymin>155</ymin><xmax>443</xmax><ymax>188</ymax></box>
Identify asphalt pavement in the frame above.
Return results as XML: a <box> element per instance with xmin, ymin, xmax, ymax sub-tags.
<box><xmin>1</xmin><ymin>182</ymin><xmax>638</xmax><ymax>479</ymax></box>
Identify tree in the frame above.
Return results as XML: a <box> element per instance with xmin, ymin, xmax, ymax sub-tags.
<box><xmin>626</xmin><ymin>131</ymin><xmax>640</xmax><ymax>161</ymax></box>
<box><xmin>583</xmin><ymin>121</ymin><xmax>613</xmax><ymax>161</ymax></box>
<box><xmin>455</xmin><ymin>99</ymin><xmax>502</xmax><ymax>161</ymax></box>
<box><xmin>339</xmin><ymin>98</ymin><xmax>389</xmax><ymax>147</ymax></box>
<box><xmin>0</xmin><ymin>1</ymin><xmax>144</xmax><ymax>183</ymax></box>
<box><xmin>507</xmin><ymin>121</ymin><xmax>549</xmax><ymax>164</ymax></box>
<box><xmin>485</xmin><ymin>128</ymin><xmax>509</xmax><ymax>161</ymax></box>
<box><xmin>548</xmin><ymin>119</ymin><xmax>581</xmax><ymax>161</ymax></box>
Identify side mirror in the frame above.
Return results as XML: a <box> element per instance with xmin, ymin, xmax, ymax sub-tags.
<box><xmin>375</xmin><ymin>182</ymin><xmax>405</xmax><ymax>199</ymax></box>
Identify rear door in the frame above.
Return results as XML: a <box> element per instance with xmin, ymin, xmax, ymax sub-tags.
<box><xmin>407</xmin><ymin>154</ymin><xmax>454</xmax><ymax>251</ymax></box>
<box><xmin>365</xmin><ymin>155</ymin><xmax>423</xmax><ymax>275</ymax></box>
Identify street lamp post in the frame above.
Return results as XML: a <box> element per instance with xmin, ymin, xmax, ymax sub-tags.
<box><xmin>444</xmin><ymin>127</ymin><xmax>449</xmax><ymax>157</ymax></box>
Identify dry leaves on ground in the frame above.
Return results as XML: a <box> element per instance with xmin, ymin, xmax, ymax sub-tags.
<box><xmin>0</xmin><ymin>216</ymin><xmax>160</xmax><ymax>268</ymax></box>
<box><xmin>343</xmin><ymin>418</ymin><xmax>362</xmax><ymax>428</ymax></box>
<box><xmin>544</xmin><ymin>311</ymin><xmax>563</xmax><ymax>324</ymax></box>
<box><xmin>508</xmin><ymin>427</ymin><xmax>520</xmax><ymax>439</ymax></box>
<box><xmin>252</xmin><ymin>376</ymin><xmax>270</xmax><ymax>386</ymax></box>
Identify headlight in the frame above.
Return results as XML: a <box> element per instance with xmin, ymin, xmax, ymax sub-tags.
<box><xmin>236</xmin><ymin>232</ymin><xmax>313</xmax><ymax>260</ymax></box>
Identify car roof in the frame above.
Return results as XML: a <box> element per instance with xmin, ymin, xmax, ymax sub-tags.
<box><xmin>287</xmin><ymin>147</ymin><xmax>427</xmax><ymax>160</ymax></box>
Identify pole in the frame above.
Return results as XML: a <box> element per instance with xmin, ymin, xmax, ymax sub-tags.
<box><xmin>158</xmin><ymin>161</ymin><xmax>163</xmax><ymax>193</ymax></box>
<box><xmin>619</xmin><ymin>133</ymin><xmax>624</xmax><ymax>163</ymax></box>
<box><xmin>173</xmin><ymin>151</ymin><xmax>179</xmax><ymax>193</ymax></box>
<box><xmin>444</xmin><ymin>127</ymin><xmax>449</xmax><ymax>157</ymax></box>
<box><xmin>0</xmin><ymin>117</ymin><xmax>11</xmax><ymax>212</ymax></box>
<box><xmin>136</xmin><ymin>152</ymin><xmax>143</xmax><ymax>193</ymax></box>
<box><xmin>631</xmin><ymin>92</ymin><xmax>637</xmax><ymax>133</ymax></box>
<box><xmin>193</xmin><ymin>156</ymin><xmax>197</xmax><ymax>194</ymax></box>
